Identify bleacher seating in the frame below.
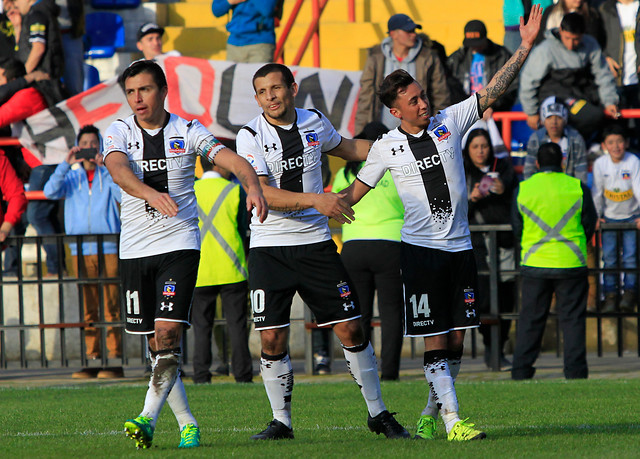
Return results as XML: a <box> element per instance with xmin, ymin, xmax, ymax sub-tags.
<box><xmin>83</xmin><ymin>64</ymin><xmax>101</xmax><ymax>91</ymax></box>
<box><xmin>83</xmin><ymin>12</ymin><xmax>125</xmax><ymax>59</ymax></box>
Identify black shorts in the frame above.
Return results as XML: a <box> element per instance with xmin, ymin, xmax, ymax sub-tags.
<box><xmin>248</xmin><ymin>240</ymin><xmax>361</xmax><ymax>330</ymax></box>
<box><xmin>401</xmin><ymin>242</ymin><xmax>479</xmax><ymax>337</ymax></box>
<box><xmin>120</xmin><ymin>249</ymin><xmax>200</xmax><ymax>334</ymax></box>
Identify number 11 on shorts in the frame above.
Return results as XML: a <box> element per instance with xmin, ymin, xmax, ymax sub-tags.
<box><xmin>410</xmin><ymin>293</ymin><xmax>430</xmax><ymax>318</ymax></box>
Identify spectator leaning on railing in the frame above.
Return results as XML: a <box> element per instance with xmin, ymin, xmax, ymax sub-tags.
<box><xmin>43</xmin><ymin>125</ymin><xmax>123</xmax><ymax>379</ymax></box>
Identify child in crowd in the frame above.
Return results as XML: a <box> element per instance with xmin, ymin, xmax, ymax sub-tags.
<box><xmin>592</xmin><ymin>124</ymin><xmax>640</xmax><ymax>312</ymax></box>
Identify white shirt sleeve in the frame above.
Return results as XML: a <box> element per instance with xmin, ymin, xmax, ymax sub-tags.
<box><xmin>317</xmin><ymin>110</ymin><xmax>342</xmax><ymax>152</ymax></box>
<box><xmin>591</xmin><ymin>157</ymin><xmax>605</xmax><ymax>218</ymax></box>
<box><xmin>102</xmin><ymin>121</ymin><xmax>129</xmax><ymax>159</ymax></box>
<box><xmin>188</xmin><ymin>119</ymin><xmax>226</xmax><ymax>164</ymax></box>
<box><xmin>442</xmin><ymin>94</ymin><xmax>481</xmax><ymax>137</ymax></box>
<box><xmin>356</xmin><ymin>141</ymin><xmax>387</xmax><ymax>188</ymax></box>
<box><xmin>236</xmin><ymin>127</ymin><xmax>269</xmax><ymax>176</ymax></box>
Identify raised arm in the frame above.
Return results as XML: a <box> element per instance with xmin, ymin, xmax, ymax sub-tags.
<box><xmin>476</xmin><ymin>4</ymin><xmax>543</xmax><ymax>114</ymax></box>
<box><xmin>104</xmin><ymin>151</ymin><xmax>179</xmax><ymax>217</ymax></box>
<box><xmin>211</xmin><ymin>148</ymin><xmax>268</xmax><ymax>223</ymax></box>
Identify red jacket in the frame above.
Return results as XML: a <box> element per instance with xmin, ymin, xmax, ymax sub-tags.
<box><xmin>0</xmin><ymin>86</ymin><xmax>48</xmax><ymax>128</ymax></box>
<box><xmin>0</xmin><ymin>152</ymin><xmax>27</xmax><ymax>226</ymax></box>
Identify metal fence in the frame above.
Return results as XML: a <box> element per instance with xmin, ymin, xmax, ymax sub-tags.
<box><xmin>1</xmin><ymin>224</ymin><xmax>639</xmax><ymax>372</ymax></box>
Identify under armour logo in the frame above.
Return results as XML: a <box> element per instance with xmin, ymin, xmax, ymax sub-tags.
<box><xmin>160</xmin><ymin>301</ymin><xmax>174</xmax><ymax>311</ymax></box>
<box><xmin>465</xmin><ymin>309</ymin><xmax>476</xmax><ymax>318</ymax></box>
<box><xmin>128</xmin><ymin>141</ymin><xmax>140</xmax><ymax>150</ymax></box>
<box><xmin>391</xmin><ymin>145</ymin><xmax>404</xmax><ymax>155</ymax></box>
<box><xmin>264</xmin><ymin>143</ymin><xmax>277</xmax><ymax>152</ymax></box>
<box><xmin>343</xmin><ymin>301</ymin><xmax>355</xmax><ymax>311</ymax></box>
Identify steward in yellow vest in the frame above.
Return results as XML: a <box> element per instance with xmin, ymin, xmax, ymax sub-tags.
<box><xmin>511</xmin><ymin>142</ymin><xmax>596</xmax><ymax>381</ymax></box>
<box><xmin>191</xmin><ymin>161</ymin><xmax>253</xmax><ymax>384</ymax></box>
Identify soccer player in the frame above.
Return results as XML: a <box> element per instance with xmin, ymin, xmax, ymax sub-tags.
<box><xmin>341</xmin><ymin>6</ymin><xmax>543</xmax><ymax>441</ymax></box>
<box><xmin>236</xmin><ymin>63</ymin><xmax>409</xmax><ymax>440</ymax></box>
<box><xmin>103</xmin><ymin>60</ymin><xmax>267</xmax><ymax>449</ymax></box>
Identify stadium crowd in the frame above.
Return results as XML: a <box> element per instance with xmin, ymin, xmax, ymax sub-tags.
<box><xmin>0</xmin><ymin>0</ymin><xmax>640</xmax><ymax>447</ymax></box>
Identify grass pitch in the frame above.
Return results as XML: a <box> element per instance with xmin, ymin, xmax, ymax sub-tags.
<box><xmin>0</xmin><ymin>377</ymin><xmax>638</xmax><ymax>458</ymax></box>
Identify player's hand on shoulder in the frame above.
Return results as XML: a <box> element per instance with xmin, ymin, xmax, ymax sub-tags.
<box><xmin>247</xmin><ymin>189</ymin><xmax>269</xmax><ymax>223</ymax></box>
<box><xmin>313</xmin><ymin>192</ymin><xmax>355</xmax><ymax>224</ymax></box>
<box><xmin>147</xmin><ymin>191</ymin><xmax>179</xmax><ymax>217</ymax></box>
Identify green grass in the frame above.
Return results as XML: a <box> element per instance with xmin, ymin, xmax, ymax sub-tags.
<box><xmin>0</xmin><ymin>378</ymin><xmax>638</xmax><ymax>457</ymax></box>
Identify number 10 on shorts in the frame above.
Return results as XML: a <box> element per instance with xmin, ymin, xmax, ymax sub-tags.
<box><xmin>410</xmin><ymin>293</ymin><xmax>430</xmax><ymax>318</ymax></box>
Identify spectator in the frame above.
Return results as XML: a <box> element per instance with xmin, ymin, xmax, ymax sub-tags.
<box><xmin>537</xmin><ymin>0</ymin><xmax>606</xmax><ymax>47</ymax></box>
<box><xmin>448</xmin><ymin>20</ymin><xmax>517</xmax><ymax>113</ymax></box>
<box><xmin>55</xmin><ymin>0</ymin><xmax>84</xmax><ymax>95</ymax></box>
<box><xmin>212</xmin><ymin>0</ymin><xmax>278</xmax><ymax>63</ymax></box>
<box><xmin>191</xmin><ymin>158</ymin><xmax>253</xmax><ymax>384</ymax></box>
<box><xmin>599</xmin><ymin>0</ymin><xmax>640</xmax><ymax>149</ymax></box>
<box><xmin>463</xmin><ymin>128</ymin><xmax>517</xmax><ymax>371</ymax></box>
<box><xmin>15</xmin><ymin>0</ymin><xmax>66</xmax><ymax>103</ymax></box>
<box><xmin>355</xmin><ymin>13</ymin><xmax>450</xmax><ymax>134</ymax></box>
<box><xmin>43</xmin><ymin>125</ymin><xmax>122</xmax><ymax>378</ymax></box>
<box><xmin>503</xmin><ymin>0</ymin><xmax>554</xmax><ymax>53</ymax></box>
<box><xmin>592</xmin><ymin>123</ymin><xmax>640</xmax><ymax>311</ymax></box>
<box><xmin>1</xmin><ymin>0</ymin><xmax>19</xmax><ymax>65</ymax></box>
<box><xmin>519</xmin><ymin>12</ymin><xmax>620</xmax><ymax>139</ymax></box>
<box><xmin>332</xmin><ymin>121</ymin><xmax>405</xmax><ymax>381</ymax></box>
<box><xmin>136</xmin><ymin>23</ymin><xmax>180</xmax><ymax>61</ymax></box>
<box><xmin>0</xmin><ymin>59</ymin><xmax>47</xmax><ymax>129</ymax></box>
<box><xmin>524</xmin><ymin>96</ymin><xmax>588</xmax><ymax>182</ymax></box>
<box><xmin>511</xmin><ymin>142</ymin><xmax>597</xmax><ymax>380</ymax></box>
<box><xmin>0</xmin><ymin>148</ymin><xmax>27</xmax><ymax>251</ymax></box>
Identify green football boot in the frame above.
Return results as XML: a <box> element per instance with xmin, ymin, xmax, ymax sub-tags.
<box><xmin>124</xmin><ymin>416</ymin><xmax>154</xmax><ymax>449</ymax></box>
<box><xmin>179</xmin><ymin>423</ymin><xmax>201</xmax><ymax>448</ymax></box>
<box><xmin>447</xmin><ymin>418</ymin><xmax>486</xmax><ymax>441</ymax></box>
<box><xmin>414</xmin><ymin>415</ymin><xmax>437</xmax><ymax>440</ymax></box>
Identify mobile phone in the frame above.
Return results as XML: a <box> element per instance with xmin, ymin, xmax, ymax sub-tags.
<box><xmin>478</xmin><ymin>174</ymin><xmax>495</xmax><ymax>195</ymax></box>
<box><xmin>76</xmin><ymin>148</ymin><xmax>97</xmax><ymax>160</ymax></box>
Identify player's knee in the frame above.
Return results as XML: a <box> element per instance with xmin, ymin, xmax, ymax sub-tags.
<box><xmin>260</xmin><ymin>329</ymin><xmax>287</xmax><ymax>354</ymax></box>
<box><xmin>153</xmin><ymin>323</ymin><xmax>182</xmax><ymax>349</ymax></box>
<box><xmin>334</xmin><ymin>319</ymin><xmax>365</xmax><ymax>347</ymax></box>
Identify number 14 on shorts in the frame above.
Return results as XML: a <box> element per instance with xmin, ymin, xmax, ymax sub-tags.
<box><xmin>409</xmin><ymin>293</ymin><xmax>430</xmax><ymax>318</ymax></box>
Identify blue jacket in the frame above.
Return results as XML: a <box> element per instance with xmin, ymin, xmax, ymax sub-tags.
<box><xmin>43</xmin><ymin>162</ymin><xmax>121</xmax><ymax>255</ymax></box>
<box><xmin>212</xmin><ymin>0</ymin><xmax>277</xmax><ymax>47</ymax></box>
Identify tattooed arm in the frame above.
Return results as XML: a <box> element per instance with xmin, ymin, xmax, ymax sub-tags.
<box><xmin>476</xmin><ymin>4</ymin><xmax>543</xmax><ymax>114</ymax></box>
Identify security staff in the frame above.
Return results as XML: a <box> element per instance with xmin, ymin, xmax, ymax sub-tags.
<box><xmin>511</xmin><ymin>142</ymin><xmax>597</xmax><ymax>380</ymax></box>
<box><xmin>191</xmin><ymin>158</ymin><xmax>253</xmax><ymax>384</ymax></box>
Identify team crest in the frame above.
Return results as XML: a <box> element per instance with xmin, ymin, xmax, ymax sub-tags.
<box><xmin>337</xmin><ymin>281</ymin><xmax>351</xmax><ymax>298</ymax></box>
<box><xmin>433</xmin><ymin>125</ymin><xmax>451</xmax><ymax>141</ymax></box>
<box><xmin>622</xmin><ymin>171</ymin><xmax>631</xmax><ymax>180</ymax></box>
<box><xmin>163</xmin><ymin>280</ymin><xmax>177</xmax><ymax>297</ymax></box>
<box><xmin>169</xmin><ymin>138</ymin><xmax>186</xmax><ymax>154</ymax></box>
<box><xmin>306</xmin><ymin>132</ymin><xmax>320</xmax><ymax>146</ymax></box>
<box><xmin>463</xmin><ymin>288</ymin><xmax>475</xmax><ymax>304</ymax></box>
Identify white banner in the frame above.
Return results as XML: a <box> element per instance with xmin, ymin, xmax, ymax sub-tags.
<box><xmin>15</xmin><ymin>56</ymin><xmax>363</xmax><ymax>165</ymax></box>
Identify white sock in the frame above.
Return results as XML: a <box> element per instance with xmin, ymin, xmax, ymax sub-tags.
<box><xmin>166</xmin><ymin>376</ymin><xmax>198</xmax><ymax>430</ymax></box>
<box><xmin>140</xmin><ymin>350</ymin><xmax>180</xmax><ymax>428</ymax></box>
<box><xmin>423</xmin><ymin>350</ymin><xmax>460</xmax><ymax>434</ymax></box>
<box><xmin>260</xmin><ymin>351</ymin><xmax>293</xmax><ymax>429</ymax></box>
<box><xmin>343</xmin><ymin>342</ymin><xmax>386</xmax><ymax>417</ymax></box>
<box><xmin>421</xmin><ymin>349</ymin><xmax>462</xmax><ymax>419</ymax></box>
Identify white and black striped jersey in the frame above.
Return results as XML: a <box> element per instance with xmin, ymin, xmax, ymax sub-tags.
<box><xmin>357</xmin><ymin>95</ymin><xmax>480</xmax><ymax>252</ymax></box>
<box><xmin>103</xmin><ymin>113</ymin><xmax>226</xmax><ymax>259</ymax></box>
<box><xmin>236</xmin><ymin>108</ymin><xmax>342</xmax><ymax>248</ymax></box>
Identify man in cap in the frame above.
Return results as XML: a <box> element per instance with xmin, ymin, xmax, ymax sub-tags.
<box><xmin>447</xmin><ymin>19</ymin><xmax>517</xmax><ymax>114</ymax></box>
<box><xmin>523</xmin><ymin>95</ymin><xmax>588</xmax><ymax>183</ymax></box>
<box><xmin>136</xmin><ymin>22</ymin><xmax>180</xmax><ymax>61</ymax></box>
<box><xmin>355</xmin><ymin>13</ymin><xmax>450</xmax><ymax>134</ymax></box>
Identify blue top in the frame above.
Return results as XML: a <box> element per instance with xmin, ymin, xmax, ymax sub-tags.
<box><xmin>43</xmin><ymin>162</ymin><xmax>121</xmax><ymax>255</ymax></box>
<box><xmin>212</xmin><ymin>0</ymin><xmax>278</xmax><ymax>47</ymax></box>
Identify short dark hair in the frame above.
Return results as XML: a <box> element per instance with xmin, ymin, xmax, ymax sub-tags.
<box><xmin>537</xmin><ymin>142</ymin><xmax>563</xmax><ymax>168</ymax></box>
<box><xmin>560</xmin><ymin>12</ymin><xmax>586</xmax><ymax>35</ymax></box>
<box><xmin>1</xmin><ymin>59</ymin><xmax>26</xmax><ymax>81</ymax></box>
<box><xmin>118</xmin><ymin>59</ymin><xmax>167</xmax><ymax>91</ymax></box>
<box><xmin>378</xmin><ymin>69</ymin><xmax>416</xmax><ymax>109</ymax></box>
<box><xmin>252</xmin><ymin>63</ymin><xmax>295</xmax><ymax>91</ymax></box>
<box><xmin>601</xmin><ymin>123</ymin><xmax>628</xmax><ymax>142</ymax></box>
<box><xmin>77</xmin><ymin>125</ymin><xmax>100</xmax><ymax>145</ymax></box>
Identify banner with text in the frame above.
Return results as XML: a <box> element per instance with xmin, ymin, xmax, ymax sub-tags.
<box><xmin>14</xmin><ymin>56</ymin><xmax>362</xmax><ymax>165</ymax></box>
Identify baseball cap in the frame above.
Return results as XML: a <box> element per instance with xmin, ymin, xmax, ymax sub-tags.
<box><xmin>387</xmin><ymin>14</ymin><xmax>422</xmax><ymax>33</ymax></box>
<box><xmin>463</xmin><ymin>20</ymin><xmax>488</xmax><ymax>48</ymax></box>
<box><xmin>137</xmin><ymin>22</ymin><xmax>164</xmax><ymax>41</ymax></box>
<box><xmin>540</xmin><ymin>96</ymin><xmax>568</xmax><ymax>121</ymax></box>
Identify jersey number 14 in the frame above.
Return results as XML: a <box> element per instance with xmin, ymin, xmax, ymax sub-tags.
<box><xmin>409</xmin><ymin>293</ymin><xmax>431</xmax><ymax>318</ymax></box>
